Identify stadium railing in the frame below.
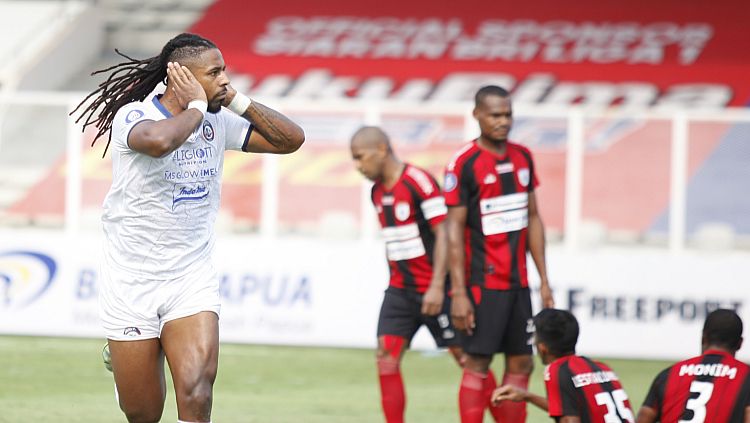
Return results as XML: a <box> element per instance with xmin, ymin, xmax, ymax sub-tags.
<box><xmin>0</xmin><ymin>91</ymin><xmax>748</xmax><ymax>253</ymax></box>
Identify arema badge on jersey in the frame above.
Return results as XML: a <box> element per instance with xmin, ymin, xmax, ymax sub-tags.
<box><xmin>125</xmin><ymin>110</ymin><xmax>144</xmax><ymax>123</ymax></box>
<box><xmin>202</xmin><ymin>120</ymin><xmax>215</xmax><ymax>142</ymax></box>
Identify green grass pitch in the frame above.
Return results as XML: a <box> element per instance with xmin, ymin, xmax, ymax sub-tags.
<box><xmin>0</xmin><ymin>335</ymin><xmax>671</xmax><ymax>422</ymax></box>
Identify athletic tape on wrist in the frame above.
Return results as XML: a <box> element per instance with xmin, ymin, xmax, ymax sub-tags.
<box><xmin>187</xmin><ymin>100</ymin><xmax>208</xmax><ymax>116</ymax></box>
<box><xmin>228</xmin><ymin>93</ymin><xmax>252</xmax><ymax>115</ymax></box>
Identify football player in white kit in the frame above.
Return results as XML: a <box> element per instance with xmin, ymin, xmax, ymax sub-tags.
<box><xmin>71</xmin><ymin>33</ymin><xmax>305</xmax><ymax>423</ymax></box>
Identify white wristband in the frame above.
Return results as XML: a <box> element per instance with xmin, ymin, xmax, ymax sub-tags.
<box><xmin>227</xmin><ymin>93</ymin><xmax>252</xmax><ymax>115</ymax></box>
<box><xmin>188</xmin><ymin>100</ymin><xmax>208</xmax><ymax>116</ymax></box>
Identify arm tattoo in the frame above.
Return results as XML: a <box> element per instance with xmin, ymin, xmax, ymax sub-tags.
<box><xmin>244</xmin><ymin>101</ymin><xmax>302</xmax><ymax>152</ymax></box>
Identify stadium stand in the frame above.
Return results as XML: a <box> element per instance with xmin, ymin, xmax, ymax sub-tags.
<box><xmin>98</xmin><ymin>0</ymin><xmax>215</xmax><ymax>54</ymax></box>
<box><xmin>0</xmin><ymin>0</ymin><xmax>213</xmax><ymax>227</ymax></box>
<box><xmin>0</xmin><ymin>1</ymin><xmax>102</xmax><ymax>226</ymax></box>
<box><xmin>0</xmin><ymin>1</ymin><xmax>100</xmax><ymax>91</ymax></box>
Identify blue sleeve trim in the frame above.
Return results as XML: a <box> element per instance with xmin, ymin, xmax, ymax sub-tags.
<box><xmin>241</xmin><ymin>124</ymin><xmax>254</xmax><ymax>152</ymax></box>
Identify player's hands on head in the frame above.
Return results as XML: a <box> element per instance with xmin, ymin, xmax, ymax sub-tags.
<box><xmin>450</xmin><ymin>293</ymin><xmax>475</xmax><ymax>335</ymax></box>
<box><xmin>221</xmin><ymin>84</ymin><xmax>238</xmax><ymax>108</ymax></box>
<box><xmin>166</xmin><ymin>62</ymin><xmax>207</xmax><ymax>109</ymax></box>
<box><xmin>491</xmin><ymin>385</ymin><xmax>527</xmax><ymax>405</ymax></box>
<box><xmin>421</xmin><ymin>285</ymin><xmax>444</xmax><ymax>316</ymax></box>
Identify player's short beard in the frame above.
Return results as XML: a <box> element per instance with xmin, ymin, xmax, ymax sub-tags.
<box><xmin>208</xmin><ymin>101</ymin><xmax>222</xmax><ymax>114</ymax></box>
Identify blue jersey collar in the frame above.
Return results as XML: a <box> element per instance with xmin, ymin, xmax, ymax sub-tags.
<box><xmin>152</xmin><ymin>94</ymin><xmax>173</xmax><ymax>118</ymax></box>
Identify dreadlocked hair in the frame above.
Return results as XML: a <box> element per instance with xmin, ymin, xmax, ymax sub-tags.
<box><xmin>70</xmin><ymin>33</ymin><xmax>217</xmax><ymax>156</ymax></box>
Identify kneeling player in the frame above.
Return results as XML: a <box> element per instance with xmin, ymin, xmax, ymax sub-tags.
<box><xmin>636</xmin><ymin>309</ymin><xmax>750</xmax><ymax>423</ymax></box>
<box><xmin>492</xmin><ymin>309</ymin><xmax>635</xmax><ymax>422</ymax></box>
<box><xmin>351</xmin><ymin>127</ymin><xmax>501</xmax><ymax>422</ymax></box>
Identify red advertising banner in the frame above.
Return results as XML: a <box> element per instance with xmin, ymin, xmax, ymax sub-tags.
<box><xmin>192</xmin><ymin>0</ymin><xmax>750</xmax><ymax>108</ymax></box>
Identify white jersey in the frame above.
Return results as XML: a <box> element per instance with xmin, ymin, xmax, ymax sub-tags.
<box><xmin>102</xmin><ymin>95</ymin><xmax>251</xmax><ymax>279</ymax></box>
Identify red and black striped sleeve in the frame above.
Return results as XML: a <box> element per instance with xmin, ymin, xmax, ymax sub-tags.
<box><xmin>405</xmin><ymin>166</ymin><xmax>446</xmax><ymax>227</ymax></box>
<box><xmin>545</xmin><ymin>361</ymin><xmax>580</xmax><ymax>418</ymax></box>
<box><xmin>643</xmin><ymin>367</ymin><xmax>669</xmax><ymax>415</ymax></box>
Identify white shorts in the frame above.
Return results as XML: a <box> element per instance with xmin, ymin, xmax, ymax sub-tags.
<box><xmin>99</xmin><ymin>260</ymin><xmax>221</xmax><ymax>341</ymax></box>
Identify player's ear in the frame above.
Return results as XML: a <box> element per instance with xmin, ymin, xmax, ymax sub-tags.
<box><xmin>536</xmin><ymin>341</ymin><xmax>549</xmax><ymax>360</ymax></box>
<box><xmin>377</xmin><ymin>142</ymin><xmax>389</xmax><ymax>157</ymax></box>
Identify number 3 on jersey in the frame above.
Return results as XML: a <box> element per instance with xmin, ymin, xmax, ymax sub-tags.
<box><xmin>679</xmin><ymin>381</ymin><xmax>714</xmax><ymax>423</ymax></box>
<box><xmin>595</xmin><ymin>389</ymin><xmax>635</xmax><ymax>423</ymax></box>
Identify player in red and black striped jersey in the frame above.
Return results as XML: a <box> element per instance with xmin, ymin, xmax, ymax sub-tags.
<box><xmin>370</xmin><ymin>162</ymin><xmax>446</xmax><ymax>297</ymax></box>
<box><xmin>352</xmin><ymin>126</ymin><xmax>481</xmax><ymax>423</ymax></box>
<box><xmin>492</xmin><ymin>309</ymin><xmax>636</xmax><ymax>423</ymax></box>
<box><xmin>445</xmin><ymin>85</ymin><xmax>554</xmax><ymax>422</ymax></box>
<box><xmin>637</xmin><ymin>309</ymin><xmax>750</xmax><ymax>423</ymax></box>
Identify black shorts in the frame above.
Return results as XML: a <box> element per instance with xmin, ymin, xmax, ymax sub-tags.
<box><xmin>461</xmin><ymin>287</ymin><xmax>534</xmax><ymax>356</ymax></box>
<box><xmin>377</xmin><ymin>287</ymin><xmax>459</xmax><ymax>348</ymax></box>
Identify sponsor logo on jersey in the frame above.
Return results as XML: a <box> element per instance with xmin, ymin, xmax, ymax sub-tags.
<box><xmin>483</xmin><ymin>173</ymin><xmax>497</xmax><ymax>184</ymax></box>
<box><xmin>123</xmin><ymin>327</ymin><xmax>141</xmax><ymax>336</ymax></box>
<box><xmin>173</xmin><ymin>146</ymin><xmax>214</xmax><ymax>162</ymax></box>
<box><xmin>0</xmin><ymin>251</ymin><xmax>56</xmax><ymax>308</ymax></box>
<box><xmin>495</xmin><ymin>163</ymin><xmax>515</xmax><ymax>174</ymax></box>
<box><xmin>125</xmin><ymin>109</ymin><xmax>144</xmax><ymax>123</ymax></box>
<box><xmin>164</xmin><ymin>167</ymin><xmax>219</xmax><ymax>181</ymax></box>
<box><xmin>202</xmin><ymin>120</ymin><xmax>215</xmax><ymax>142</ymax></box>
<box><xmin>172</xmin><ymin>181</ymin><xmax>210</xmax><ymax>210</ymax></box>
<box><xmin>172</xmin><ymin>146</ymin><xmax>215</xmax><ymax>167</ymax></box>
<box><xmin>381</xmin><ymin>195</ymin><xmax>395</xmax><ymax>206</ymax></box>
<box><xmin>444</xmin><ymin>172</ymin><xmax>458</xmax><ymax>192</ymax></box>
<box><xmin>517</xmin><ymin>168</ymin><xmax>530</xmax><ymax>187</ymax></box>
<box><xmin>480</xmin><ymin>192</ymin><xmax>528</xmax><ymax>215</ymax></box>
<box><xmin>385</xmin><ymin>237</ymin><xmax>425</xmax><ymax>261</ymax></box>
<box><xmin>395</xmin><ymin>202</ymin><xmax>410</xmax><ymax>221</ymax></box>
<box><xmin>481</xmin><ymin>209</ymin><xmax>529</xmax><ymax>235</ymax></box>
